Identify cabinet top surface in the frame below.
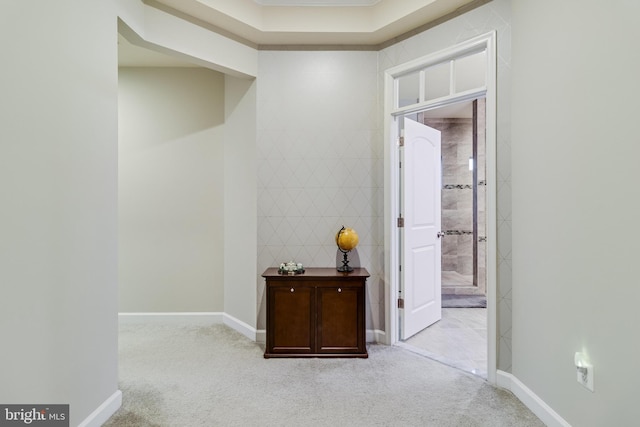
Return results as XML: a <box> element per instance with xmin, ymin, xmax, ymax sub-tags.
<box><xmin>262</xmin><ymin>267</ymin><xmax>369</xmax><ymax>279</ymax></box>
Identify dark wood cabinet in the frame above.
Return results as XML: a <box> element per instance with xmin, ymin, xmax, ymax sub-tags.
<box><xmin>263</xmin><ymin>267</ymin><xmax>369</xmax><ymax>358</ymax></box>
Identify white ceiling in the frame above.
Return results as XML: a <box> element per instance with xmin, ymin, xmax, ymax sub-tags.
<box><xmin>119</xmin><ymin>0</ymin><xmax>482</xmax><ymax>117</ymax></box>
<box><xmin>119</xmin><ymin>0</ymin><xmax>484</xmax><ymax>67</ymax></box>
<box><xmin>254</xmin><ymin>0</ymin><xmax>381</xmax><ymax>5</ymax></box>
<box><xmin>146</xmin><ymin>0</ymin><xmax>482</xmax><ymax>46</ymax></box>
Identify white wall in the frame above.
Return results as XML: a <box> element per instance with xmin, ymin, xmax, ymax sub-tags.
<box><xmin>224</xmin><ymin>76</ymin><xmax>258</xmax><ymax>332</ymax></box>
<box><xmin>0</xmin><ymin>1</ymin><xmax>119</xmax><ymax>425</ymax></box>
<box><xmin>256</xmin><ymin>51</ymin><xmax>383</xmax><ymax>332</ymax></box>
<box><xmin>116</xmin><ymin>0</ymin><xmax>259</xmax><ymax>333</ymax></box>
<box><xmin>379</xmin><ymin>0</ymin><xmax>513</xmax><ymax>371</ymax></box>
<box><xmin>0</xmin><ymin>0</ymin><xmax>258</xmax><ymax>423</ymax></box>
<box><xmin>511</xmin><ymin>1</ymin><xmax>640</xmax><ymax>425</ymax></box>
<box><xmin>118</xmin><ymin>67</ymin><xmax>225</xmax><ymax>312</ymax></box>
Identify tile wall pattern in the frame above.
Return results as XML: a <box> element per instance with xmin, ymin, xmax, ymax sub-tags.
<box><xmin>256</xmin><ymin>51</ymin><xmax>383</xmax><ymax>331</ymax></box>
<box><xmin>425</xmin><ymin>118</ymin><xmax>475</xmax><ymax>279</ymax></box>
<box><xmin>378</xmin><ymin>0</ymin><xmax>513</xmax><ymax>371</ymax></box>
<box><xmin>424</xmin><ymin>116</ymin><xmax>486</xmax><ymax>295</ymax></box>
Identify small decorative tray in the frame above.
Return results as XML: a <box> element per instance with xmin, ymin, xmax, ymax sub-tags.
<box><xmin>278</xmin><ymin>262</ymin><xmax>305</xmax><ymax>275</ymax></box>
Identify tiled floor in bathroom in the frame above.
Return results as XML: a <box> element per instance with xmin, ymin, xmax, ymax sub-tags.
<box><xmin>401</xmin><ymin>308</ymin><xmax>487</xmax><ymax>378</ymax></box>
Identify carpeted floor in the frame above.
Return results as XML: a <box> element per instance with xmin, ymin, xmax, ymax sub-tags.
<box><xmin>442</xmin><ymin>294</ymin><xmax>487</xmax><ymax>308</ymax></box>
<box><xmin>104</xmin><ymin>321</ymin><xmax>543</xmax><ymax>427</ymax></box>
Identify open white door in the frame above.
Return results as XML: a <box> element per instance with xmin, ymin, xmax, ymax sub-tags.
<box><xmin>400</xmin><ymin>118</ymin><xmax>442</xmax><ymax>340</ymax></box>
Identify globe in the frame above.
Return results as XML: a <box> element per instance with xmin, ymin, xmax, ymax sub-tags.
<box><xmin>336</xmin><ymin>226</ymin><xmax>358</xmax><ymax>272</ymax></box>
<box><xmin>336</xmin><ymin>227</ymin><xmax>359</xmax><ymax>252</ymax></box>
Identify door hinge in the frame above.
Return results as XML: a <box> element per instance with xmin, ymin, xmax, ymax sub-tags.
<box><xmin>397</xmin><ymin>298</ymin><xmax>404</xmax><ymax>309</ymax></box>
<box><xmin>397</xmin><ymin>217</ymin><xmax>404</xmax><ymax>227</ymax></box>
<box><xmin>398</xmin><ymin>136</ymin><xmax>404</xmax><ymax>146</ymax></box>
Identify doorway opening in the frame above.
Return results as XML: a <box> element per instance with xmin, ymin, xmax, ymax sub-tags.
<box><xmin>384</xmin><ymin>31</ymin><xmax>497</xmax><ymax>383</ymax></box>
<box><xmin>401</xmin><ymin>98</ymin><xmax>487</xmax><ymax>378</ymax></box>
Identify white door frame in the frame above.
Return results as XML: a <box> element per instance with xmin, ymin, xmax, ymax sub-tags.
<box><xmin>383</xmin><ymin>31</ymin><xmax>498</xmax><ymax>384</ymax></box>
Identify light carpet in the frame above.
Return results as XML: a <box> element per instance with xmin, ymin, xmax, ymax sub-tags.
<box><xmin>104</xmin><ymin>322</ymin><xmax>543</xmax><ymax>427</ymax></box>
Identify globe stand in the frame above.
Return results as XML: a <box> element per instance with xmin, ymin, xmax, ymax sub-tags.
<box><xmin>337</xmin><ymin>248</ymin><xmax>353</xmax><ymax>273</ymax></box>
<box><xmin>336</xmin><ymin>225</ymin><xmax>358</xmax><ymax>273</ymax></box>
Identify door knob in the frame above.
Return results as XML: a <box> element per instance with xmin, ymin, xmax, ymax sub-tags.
<box><xmin>437</xmin><ymin>231</ymin><xmax>446</xmax><ymax>238</ymax></box>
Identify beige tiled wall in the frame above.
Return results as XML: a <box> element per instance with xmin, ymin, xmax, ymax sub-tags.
<box><xmin>427</xmin><ymin>118</ymin><xmax>475</xmax><ymax>276</ymax></box>
<box><xmin>425</xmin><ymin>100</ymin><xmax>487</xmax><ymax>297</ymax></box>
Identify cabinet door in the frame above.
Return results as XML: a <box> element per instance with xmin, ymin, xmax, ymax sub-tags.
<box><xmin>317</xmin><ymin>285</ymin><xmax>364</xmax><ymax>354</ymax></box>
<box><xmin>268</xmin><ymin>284</ymin><xmax>314</xmax><ymax>355</ymax></box>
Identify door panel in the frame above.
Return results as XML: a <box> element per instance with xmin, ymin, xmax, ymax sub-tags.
<box><xmin>269</xmin><ymin>285</ymin><xmax>314</xmax><ymax>353</ymax></box>
<box><xmin>401</xmin><ymin>118</ymin><xmax>442</xmax><ymax>340</ymax></box>
<box><xmin>317</xmin><ymin>286</ymin><xmax>361</xmax><ymax>353</ymax></box>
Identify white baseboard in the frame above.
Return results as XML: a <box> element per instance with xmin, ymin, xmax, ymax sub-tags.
<box><xmin>367</xmin><ymin>329</ymin><xmax>386</xmax><ymax>343</ymax></box>
<box><xmin>495</xmin><ymin>369</ymin><xmax>512</xmax><ymax>389</ymax></box>
<box><xmin>496</xmin><ymin>370</ymin><xmax>571</xmax><ymax>427</ymax></box>
<box><xmin>78</xmin><ymin>390</ymin><xmax>122</xmax><ymax>427</ymax></box>
<box><xmin>222</xmin><ymin>313</ymin><xmax>258</xmax><ymax>341</ymax></box>
<box><xmin>256</xmin><ymin>329</ymin><xmax>266</xmax><ymax>344</ymax></box>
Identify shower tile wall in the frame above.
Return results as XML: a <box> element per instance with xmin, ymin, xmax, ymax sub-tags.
<box><xmin>425</xmin><ymin>109</ymin><xmax>486</xmax><ymax>296</ymax></box>
<box><xmin>477</xmin><ymin>100</ymin><xmax>486</xmax><ymax>296</ymax></box>
<box><xmin>440</xmin><ymin>118</ymin><xmax>474</xmax><ymax>281</ymax></box>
